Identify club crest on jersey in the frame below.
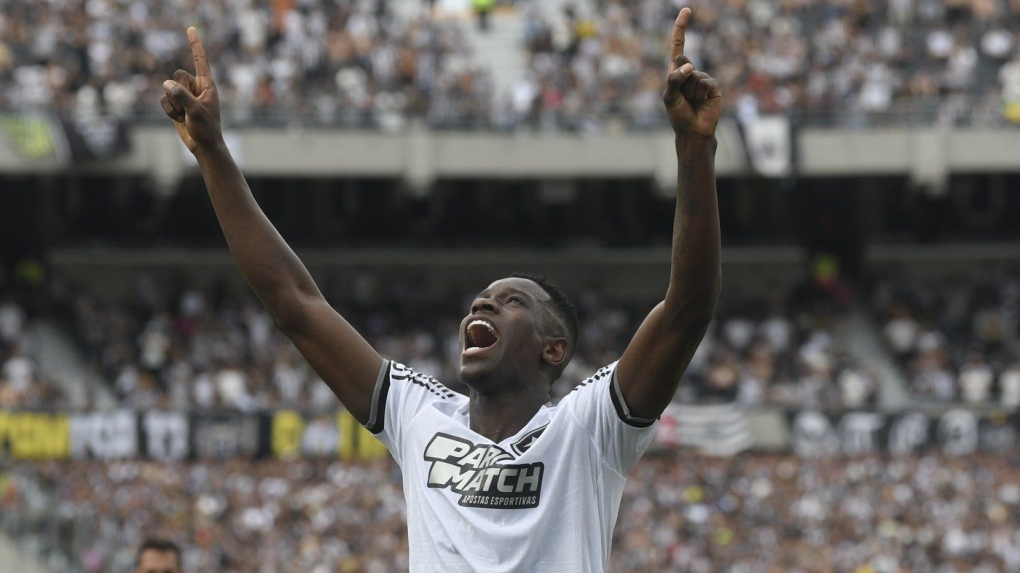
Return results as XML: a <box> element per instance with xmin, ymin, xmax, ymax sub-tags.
<box><xmin>424</xmin><ymin>433</ymin><xmax>544</xmax><ymax>509</ymax></box>
<box><xmin>510</xmin><ymin>424</ymin><xmax>547</xmax><ymax>456</ymax></box>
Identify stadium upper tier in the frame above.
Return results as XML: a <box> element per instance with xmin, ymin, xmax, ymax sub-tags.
<box><xmin>1</xmin><ymin>0</ymin><xmax>1018</xmax><ymax>129</ymax></box>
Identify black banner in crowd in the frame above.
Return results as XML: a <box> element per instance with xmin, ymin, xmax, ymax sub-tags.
<box><xmin>0</xmin><ymin>410</ymin><xmax>387</xmax><ymax>461</ymax></box>
<box><xmin>787</xmin><ymin>409</ymin><xmax>1020</xmax><ymax>457</ymax></box>
<box><xmin>58</xmin><ymin>115</ymin><xmax>131</xmax><ymax>162</ymax></box>
<box><xmin>739</xmin><ymin>115</ymin><xmax>793</xmax><ymax>178</ymax></box>
<box><xmin>0</xmin><ymin>113</ymin><xmax>131</xmax><ymax>164</ymax></box>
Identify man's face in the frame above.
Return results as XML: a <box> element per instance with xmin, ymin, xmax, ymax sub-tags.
<box><xmin>459</xmin><ymin>277</ymin><xmax>556</xmax><ymax>386</ymax></box>
<box><xmin>135</xmin><ymin>550</ymin><xmax>181</xmax><ymax>573</ymax></box>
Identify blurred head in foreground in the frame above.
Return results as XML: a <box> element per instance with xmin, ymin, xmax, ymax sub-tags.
<box><xmin>134</xmin><ymin>538</ymin><xmax>182</xmax><ymax>573</ymax></box>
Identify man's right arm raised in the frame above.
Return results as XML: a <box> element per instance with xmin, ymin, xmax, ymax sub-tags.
<box><xmin>160</xmin><ymin>27</ymin><xmax>381</xmax><ymax>423</ymax></box>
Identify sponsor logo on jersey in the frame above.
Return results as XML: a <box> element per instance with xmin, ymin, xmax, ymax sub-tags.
<box><xmin>424</xmin><ymin>433</ymin><xmax>544</xmax><ymax>509</ymax></box>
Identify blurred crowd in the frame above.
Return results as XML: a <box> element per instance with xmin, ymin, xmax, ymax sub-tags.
<box><xmin>4</xmin><ymin>451</ymin><xmax>1020</xmax><ymax>573</ymax></box>
<box><xmin>0</xmin><ymin>0</ymin><xmax>489</xmax><ymax>129</ymax></box>
<box><xmin>0</xmin><ymin>294</ymin><xmax>36</xmax><ymax>408</ymax></box>
<box><xmin>55</xmin><ymin>268</ymin><xmax>868</xmax><ymax>412</ymax></box>
<box><xmin>873</xmin><ymin>268</ymin><xmax>1020</xmax><ymax>405</ymax></box>
<box><xmin>0</xmin><ymin>268</ymin><xmax>67</xmax><ymax>410</ymax></box>
<box><xmin>2</xmin><ymin>262</ymin><xmax>868</xmax><ymax>411</ymax></box>
<box><xmin>20</xmin><ymin>262</ymin><xmax>1020</xmax><ymax>571</ymax></box>
<box><xmin>517</xmin><ymin>0</ymin><xmax>1020</xmax><ymax>130</ymax></box>
<box><xmin>2</xmin><ymin>458</ymin><xmax>406</xmax><ymax>573</ymax></box>
<box><xmin>611</xmin><ymin>451</ymin><xmax>1020</xmax><ymax>573</ymax></box>
<box><xmin>2</xmin><ymin>0</ymin><xmax>1019</xmax><ymax>130</ymax></box>
<box><xmin>696</xmin><ymin>284</ymin><xmax>877</xmax><ymax>409</ymax></box>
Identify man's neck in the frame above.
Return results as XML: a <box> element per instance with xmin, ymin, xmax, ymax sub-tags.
<box><xmin>468</xmin><ymin>386</ymin><xmax>549</xmax><ymax>443</ymax></box>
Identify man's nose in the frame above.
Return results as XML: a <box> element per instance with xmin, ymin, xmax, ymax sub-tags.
<box><xmin>471</xmin><ymin>299</ymin><xmax>497</xmax><ymax>314</ymax></box>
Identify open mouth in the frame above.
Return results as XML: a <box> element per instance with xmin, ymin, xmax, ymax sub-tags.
<box><xmin>465</xmin><ymin>319</ymin><xmax>499</xmax><ymax>354</ymax></box>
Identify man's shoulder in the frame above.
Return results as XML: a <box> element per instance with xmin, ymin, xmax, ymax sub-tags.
<box><xmin>389</xmin><ymin>361</ymin><xmax>462</xmax><ymax>402</ymax></box>
<box><xmin>561</xmin><ymin>362</ymin><xmax>618</xmax><ymax>400</ymax></box>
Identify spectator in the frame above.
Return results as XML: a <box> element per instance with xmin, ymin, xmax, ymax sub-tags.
<box><xmin>0</xmin><ymin>296</ymin><xmax>26</xmax><ymax>348</ymax></box>
<box><xmin>1000</xmin><ymin>362</ymin><xmax>1020</xmax><ymax>409</ymax></box>
<box><xmin>959</xmin><ymin>351</ymin><xmax>994</xmax><ymax>404</ymax></box>
<box><xmin>1</xmin><ymin>345</ymin><xmax>35</xmax><ymax>400</ymax></box>
<box><xmin>473</xmin><ymin>0</ymin><xmax>497</xmax><ymax>32</ymax></box>
<box><xmin>134</xmin><ymin>538</ymin><xmax>183</xmax><ymax>573</ymax></box>
<box><xmin>884</xmin><ymin>302</ymin><xmax>921</xmax><ymax>365</ymax></box>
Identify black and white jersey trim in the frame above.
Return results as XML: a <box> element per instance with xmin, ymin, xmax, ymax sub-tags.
<box><xmin>390</xmin><ymin>363</ymin><xmax>459</xmax><ymax>400</ymax></box>
<box><xmin>609</xmin><ymin>368</ymin><xmax>658</xmax><ymax>428</ymax></box>
<box><xmin>365</xmin><ymin>359</ymin><xmax>392</xmax><ymax>434</ymax></box>
<box><xmin>365</xmin><ymin>361</ymin><xmax>459</xmax><ymax>435</ymax></box>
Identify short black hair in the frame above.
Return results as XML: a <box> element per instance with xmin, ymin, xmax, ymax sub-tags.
<box><xmin>510</xmin><ymin>272</ymin><xmax>579</xmax><ymax>379</ymax></box>
<box><xmin>135</xmin><ymin>538</ymin><xmax>182</xmax><ymax>570</ymax></box>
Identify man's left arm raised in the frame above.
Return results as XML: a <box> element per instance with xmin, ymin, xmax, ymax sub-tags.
<box><xmin>616</xmin><ymin>6</ymin><xmax>722</xmax><ymax>421</ymax></box>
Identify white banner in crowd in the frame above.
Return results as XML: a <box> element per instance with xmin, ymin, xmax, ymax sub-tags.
<box><xmin>142</xmin><ymin>411</ymin><xmax>190</xmax><ymax>461</ymax></box>
<box><xmin>837</xmin><ymin>412</ymin><xmax>886</xmax><ymax>456</ymax></box>
<box><xmin>787</xmin><ymin>408</ymin><xmax>1011</xmax><ymax>458</ymax></box>
<box><xmin>887</xmin><ymin>411</ymin><xmax>931</xmax><ymax>457</ymax></box>
<box><xmin>937</xmin><ymin>409</ymin><xmax>980</xmax><ymax>456</ymax></box>
<box><xmin>70</xmin><ymin>410</ymin><xmax>138</xmax><ymax>459</ymax></box>
<box><xmin>789</xmin><ymin>410</ymin><xmax>839</xmax><ymax>458</ymax></box>
<box><xmin>657</xmin><ymin>403</ymin><xmax>754</xmax><ymax>456</ymax></box>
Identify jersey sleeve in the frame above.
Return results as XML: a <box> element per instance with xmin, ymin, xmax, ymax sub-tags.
<box><xmin>560</xmin><ymin>361</ymin><xmax>658</xmax><ymax>476</ymax></box>
<box><xmin>363</xmin><ymin>360</ymin><xmax>460</xmax><ymax>463</ymax></box>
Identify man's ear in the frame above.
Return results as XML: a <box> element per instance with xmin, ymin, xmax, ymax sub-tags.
<box><xmin>542</xmin><ymin>338</ymin><xmax>568</xmax><ymax>367</ymax></box>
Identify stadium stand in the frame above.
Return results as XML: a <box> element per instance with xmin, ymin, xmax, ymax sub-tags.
<box><xmin>518</xmin><ymin>0</ymin><xmax>1020</xmax><ymax>129</ymax></box>
<box><xmin>3</xmin><ymin>0</ymin><xmax>1019</xmax><ymax>129</ymax></box>
<box><xmin>872</xmin><ymin>266</ymin><xmax>1020</xmax><ymax>405</ymax></box>
<box><xmin>0</xmin><ymin>265</ymin><xmax>962</xmax><ymax>572</ymax></box>
<box><xmin>4</xmin><ymin>451</ymin><xmax>1020</xmax><ymax>573</ymax></box>
<box><xmin>0</xmin><ymin>0</ymin><xmax>489</xmax><ymax>129</ymax></box>
<box><xmin>50</xmin><ymin>269</ymin><xmax>867</xmax><ymax>410</ymax></box>
<box><xmin>0</xmin><ymin>283</ymin><xmax>68</xmax><ymax>411</ymax></box>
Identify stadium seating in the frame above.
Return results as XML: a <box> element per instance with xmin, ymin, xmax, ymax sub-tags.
<box><xmin>4</xmin><ymin>451</ymin><xmax>1019</xmax><ymax>572</ymax></box>
<box><xmin>872</xmin><ymin>267</ymin><xmax>1020</xmax><ymax>405</ymax></box>
<box><xmin>3</xmin><ymin>0</ymin><xmax>1018</xmax><ymax>128</ymax></box>
<box><xmin>49</xmin><ymin>271</ymin><xmax>866</xmax><ymax>410</ymax></box>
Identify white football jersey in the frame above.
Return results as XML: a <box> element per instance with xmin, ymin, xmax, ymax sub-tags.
<box><xmin>365</xmin><ymin>360</ymin><xmax>658</xmax><ymax>573</ymax></box>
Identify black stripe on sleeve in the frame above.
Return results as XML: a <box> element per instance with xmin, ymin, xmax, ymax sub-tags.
<box><xmin>609</xmin><ymin>367</ymin><xmax>658</xmax><ymax>428</ymax></box>
<box><xmin>364</xmin><ymin>359</ymin><xmax>391</xmax><ymax>435</ymax></box>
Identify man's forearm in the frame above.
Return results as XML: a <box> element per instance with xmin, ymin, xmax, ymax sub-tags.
<box><xmin>666</xmin><ymin>134</ymin><xmax>722</xmax><ymax>319</ymax></box>
<box><xmin>195</xmin><ymin>142</ymin><xmax>322</xmax><ymax>325</ymax></box>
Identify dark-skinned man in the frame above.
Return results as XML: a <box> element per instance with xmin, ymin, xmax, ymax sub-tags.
<box><xmin>159</xmin><ymin>7</ymin><xmax>720</xmax><ymax>571</ymax></box>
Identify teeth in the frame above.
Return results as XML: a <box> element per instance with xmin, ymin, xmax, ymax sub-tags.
<box><xmin>468</xmin><ymin>319</ymin><xmax>496</xmax><ymax>336</ymax></box>
<box><xmin>465</xmin><ymin>319</ymin><xmax>499</xmax><ymax>351</ymax></box>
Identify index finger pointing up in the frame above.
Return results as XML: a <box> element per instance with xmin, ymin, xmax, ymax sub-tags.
<box><xmin>187</xmin><ymin>27</ymin><xmax>211</xmax><ymax>78</ymax></box>
<box><xmin>668</xmin><ymin>7</ymin><xmax>691</xmax><ymax>73</ymax></box>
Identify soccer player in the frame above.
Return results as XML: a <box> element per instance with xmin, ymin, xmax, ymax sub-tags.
<box><xmin>160</xmin><ymin>7</ymin><xmax>720</xmax><ymax>571</ymax></box>
<box><xmin>134</xmin><ymin>538</ymin><xmax>183</xmax><ymax>573</ymax></box>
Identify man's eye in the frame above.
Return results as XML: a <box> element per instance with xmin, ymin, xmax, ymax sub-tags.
<box><xmin>507</xmin><ymin>296</ymin><xmax>523</xmax><ymax>304</ymax></box>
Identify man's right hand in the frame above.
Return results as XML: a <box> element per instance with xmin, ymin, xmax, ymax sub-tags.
<box><xmin>160</xmin><ymin>27</ymin><xmax>223</xmax><ymax>155</ymax></box>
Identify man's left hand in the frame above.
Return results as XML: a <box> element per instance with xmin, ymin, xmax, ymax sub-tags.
<box><xmin>663</xmin><ymin>8</ymin><xmax>722</xmax><ymax>139</ymax></box>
